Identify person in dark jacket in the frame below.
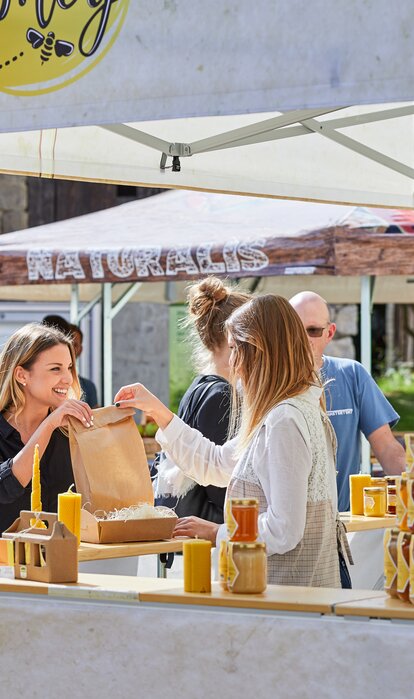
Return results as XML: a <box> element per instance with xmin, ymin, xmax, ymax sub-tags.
<box><xmin>155</xmin><ymin>276</ymin><xmax>250</xmax><ymax>524</ymax></box>
<box><xmin>0</xmin><ymin>323</ymin><xmax>92</xmax><ymax>534</ymax></box>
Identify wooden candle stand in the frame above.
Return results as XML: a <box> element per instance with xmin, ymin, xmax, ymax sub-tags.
<box><xmin>2</xmin><ymin>511</ymin><xmax>78</xmax><ymax>583</ymax></box>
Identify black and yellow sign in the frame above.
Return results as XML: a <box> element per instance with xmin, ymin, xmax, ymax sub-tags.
<box><xmin>0</xmin><ymin>0</ymin><xmax>129</xmax><ymax>95</ymax></box>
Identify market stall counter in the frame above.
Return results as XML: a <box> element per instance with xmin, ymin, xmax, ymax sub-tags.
<box><xmin>0</xmin><ymin>574</ymin><xmax>409</xmax><ymax>698</ymax></box>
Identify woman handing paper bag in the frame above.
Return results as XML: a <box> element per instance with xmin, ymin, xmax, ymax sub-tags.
<box><xmin>67</xmin><ymin>405</ymin><xmax>177</xmax><ymax>544</ymax></box>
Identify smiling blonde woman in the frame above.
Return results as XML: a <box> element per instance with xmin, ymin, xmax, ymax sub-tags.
<box><xmin>0</xmin><ymin>322</ymin><xmax>93</xmax><ymax>534</ymax></box>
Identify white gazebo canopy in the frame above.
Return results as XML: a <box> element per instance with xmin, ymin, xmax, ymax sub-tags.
<box><xmin>0</xmin><ymin>2</ymin><xmax>413</xmax><ymax>207</ymax></box>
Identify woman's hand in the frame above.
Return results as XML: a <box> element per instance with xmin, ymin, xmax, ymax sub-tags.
<box><xmin>173</xmin><ymin>516</ymin><xmax>220</xmax><ymax>545</ymax></box>
<box><xmin>46</xmin><ymin>399</ymin><xmax>93</xmax><ymax>431</ymax></box>
<box><xmin>113</xmin><ymin>383</ymin><xmax>174</xmax><ymax>430</ymax></box>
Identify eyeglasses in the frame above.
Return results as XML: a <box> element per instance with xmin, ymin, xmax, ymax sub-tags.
<box><xmin>305</xmin><ymin>325</ymin><xmax>329</xmax><ymax>338</ymax></box>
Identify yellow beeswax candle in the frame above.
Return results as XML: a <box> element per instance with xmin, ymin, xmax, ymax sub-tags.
<box><xmin>30</xmin><ymin>444</ymin><xmax>46</xmax><ymax>529</ymax></box>
<box><xmin>349</xmin><ymin>473</ymin><xmax>371</xmax><ymax>515</ymax></box>
<box><xmin>183</xmin><ymin>539</ymin><xmax>212</xmax><ymax>593</ymax></box>
<box><xmin>58</xmin><ymin>484</ymin><xmax>82</xmax><ymax>545</ymax></box>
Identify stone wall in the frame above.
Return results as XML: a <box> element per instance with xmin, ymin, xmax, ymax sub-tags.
<box><xmin>327</xmin><ymin>304</ymin><xmax>358</xmax><ymax>359</ymax></box>
<box><xmin>0</xmin><ymin>175</ymin><xmax>28</xmax><ymax>233</ymax></box>
<box><xmin>112</xmin><ymin>302</ymin><xmax>170</xmax><ymax>406</ymax></box>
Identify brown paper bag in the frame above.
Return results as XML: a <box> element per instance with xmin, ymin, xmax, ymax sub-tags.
<box><xmin>68</xmin><ymin>405</ymin><xmax>154</xmax><ymax>514</ymax></box>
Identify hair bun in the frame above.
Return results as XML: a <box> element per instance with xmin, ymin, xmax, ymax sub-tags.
<box><xmin>188</xmin><ymin>277</ymin><xmax>228</xmax><ymax>318</ymax></box>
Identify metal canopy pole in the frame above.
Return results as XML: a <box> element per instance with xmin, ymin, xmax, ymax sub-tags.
<box><xmin>102</xmin><ymin>283</ymin><xmax>113</xmax><ymax>407</ymax></box>
<box><xmin>99</xmin><ymin>104</ymin><xmax>414</xmax><ymax>177</ymax></box>
<box><xmin>70</xmin><ymin>284</ymin><xmax>79</xmax><ymax>324</ymax></box>
<box><xmin>77</xmin><ymin>291</ymin><xmax>102</xmax><ymax>322</ymax></box>
<box><xmin>360</xmin><ymin>275</ymin><xmax>376</xmax><ymax>473</ymax></box>
<box><xmin>101</xmin><ymin>282</ymin><xmax>143</xmax><ymax>406</ymax></box>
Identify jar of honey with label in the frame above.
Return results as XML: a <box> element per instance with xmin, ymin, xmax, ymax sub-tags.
<box><xmin>387</xmin><ymin>485</ymin><xmax>397</xmax><ymax>515</ymax></box>
<box><xmin>227</xmin><ymin>541</ymin><xmax>267</xmax><ymax>594</ymax></box>
<box><xmin>363</xmin><ymin>486</ymin><xmax>386</xmax><ymax>517</ymax></box>
<box><xmin>226</xmin><ymin>498</ymin><xmax>259</xmax><ymax>542</ymax></box>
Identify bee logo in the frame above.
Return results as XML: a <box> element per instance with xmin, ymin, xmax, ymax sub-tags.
<box><xmin>26</xmin><ymin>29</ymin><xmax>74</xmax><ymax>65</ymax></box>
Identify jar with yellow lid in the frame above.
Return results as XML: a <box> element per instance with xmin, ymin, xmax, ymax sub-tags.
<box><xmin>363</xmin><ymin>486</ymin><xmax>386</xmax><ymax>517</ymax></box>
<box><xmin>226</xmin><ymin>498</ymin><xmax>259</xmax><ymax>542</ymax></box>
<box><xmin>371</xmin><ymin>477</ymin><xmax>387</xmax><ymax>488</ymax></box>
<box><xmin>227</xmin><ymin>541</ymin><xmax>267</xmax><ymax>594</ymax></box>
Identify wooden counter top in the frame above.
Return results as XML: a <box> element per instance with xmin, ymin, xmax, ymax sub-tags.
<box><xmin>78</xmin><ymin>539</ymin><xmax>184</xmax><ymax>562</ymax></box>
<box><xmin>0</xmin><ymin>573</ymin><xmax>384</xmax><ymax>613</ymax></box>
<box><xmin>335</xmin><ymin>594</ymin><xmax>414</xmax><ymax>620</ymax></box>
<box><xmin>339</xmin><ymin>512</ymin><xmax>397</xmax><ymax>532</ymax></box>
<box><xmin>139</xmin><ymin>582</ymin><xmax>385</xmax><ymax>614</ymax></box>
<box><xmin>0</xmin><ymin>573</ymin><xmax>182</xmax><ymax>599</ymax></box>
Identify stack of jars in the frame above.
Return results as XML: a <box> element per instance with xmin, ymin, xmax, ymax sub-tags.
<box><xmin>219</xmin><ymin>497</ymin><xmax>267</xmax><ymax>594</ymax></box>
<box><xmin>349</xmin><ymin>473</ymin><xmax>396</xmax><ymax>516</ymax></box>
<box><xmin>384</xmin><ymin>433</ymin><xmax>414</xmax><ymax>604</ymax></box>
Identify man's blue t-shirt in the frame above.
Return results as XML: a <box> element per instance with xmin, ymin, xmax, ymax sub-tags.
<box><xmin>321</xmin><ymin>356</ymin><xmax>399</xmax><ymax>512</ymax></box>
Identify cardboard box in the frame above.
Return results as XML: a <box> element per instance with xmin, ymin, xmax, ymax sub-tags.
<box><xmin>80</xmin><ymin>507</ymin><xmax>177</xmax><ymax>544</ymax></box>
<box><xmin>3</xmin><ymin>511</ymin><xmax>78</xmax><ymax>583</ymax></box>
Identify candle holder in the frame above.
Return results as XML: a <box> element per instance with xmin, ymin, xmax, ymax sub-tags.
<box><xmin>2</xmin><ymin>510</ymin><xmax>78</xmax><ymax>583</ymax></box>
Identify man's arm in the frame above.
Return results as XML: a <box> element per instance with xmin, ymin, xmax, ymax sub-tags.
<box><xmin>368</xmin><ymin>424</ymin><xmax>406</xmax><ymax>475</ymax></box>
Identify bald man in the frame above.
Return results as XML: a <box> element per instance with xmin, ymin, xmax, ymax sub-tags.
<box><xmin>290</xmin><ymin>291</ymin><xmax>405</xmax><ymax>512</ymax></box>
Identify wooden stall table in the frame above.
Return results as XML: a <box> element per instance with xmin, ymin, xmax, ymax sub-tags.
<box><xmin>0</xmin><ymin>572</ymin><xmax>183</xmax><ymax>600</ymax></box>
<box><xmin>339</xmin><ymin>512</ymin><xmax>397</xmax><ymax>532</ymax></box>
<box><xmin>139</xmin><ymin>581</ymin><xmax>385</xmax><ymax>615</ymax></box>
<box><xmin>78</xmin><ymin>539</ymin><xmax>184</xmax><ymax>578</ymax></box>
<box><xmin>334</xmin><ymin>594</ymin><xmax>414</xmax><ymax>621</ymax></box>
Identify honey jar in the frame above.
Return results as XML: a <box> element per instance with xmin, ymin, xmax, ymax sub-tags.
<box><xmin>226</xmin><ymin>498</ymin><xmax>259</xmax><ymax>542</ymax></box>
<box><xmin>218</xmin><ymin>539</ymin><xmax>228</xmax><ymax>591</ymax></box>
<box><xmin>396</xmin><ymin>473</ymin><xmax>409</xmax><ymax>532</ymax></box>
<box><xmin>371</xmin><ymin>477</ymin><xmax>387</xmax><ymax>488</ymax></box>
<box><xmin>397</xmin><ymin>530</ymin><xmax>411</xmax><ymax>602</ymax></box>
<box><xmin>387</xmin><ymin>485</ymin><xmax>397</xmax><ymax>515</ymax></box>
<box><xmin>383</xmin><ymin>528</ymin><xmax>399</xmax><ymax>598</ymax></box>
<box><xmin>227</xmin><ymin>541</ymin><xmax>267</xmax><ymax>594</ymax></box>
<box><xmin>363</xmin><ymin>486</ymin><xmax>386</xmax><ymax>517</ymax></box>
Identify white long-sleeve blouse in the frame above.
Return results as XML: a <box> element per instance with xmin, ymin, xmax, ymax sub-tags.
<box><xmin>156</xmin><ymin>385</ymin><xmax>337</xmax><ymax>557</ymax></box>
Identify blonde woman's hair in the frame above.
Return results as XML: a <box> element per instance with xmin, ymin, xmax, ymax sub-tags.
<box><xmin>226</xmin><ymin>294</ymin><xmax>319</xmax><ymax>451</ymax></box>
<box><xmin>186</xmin><ymin>276</ymin><xmax>251</xmax><ymax>373</ymax></box>
<box><xmin>0</xmin><ymin>322</ymin><xmax>81</xmax><ymax>419</ymax></box>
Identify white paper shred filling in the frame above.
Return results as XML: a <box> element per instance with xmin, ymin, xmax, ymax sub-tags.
<box><xmin>94</xmin><ymin>504</ymin><xmax>176</xmax><ymax>521</ymax></box>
